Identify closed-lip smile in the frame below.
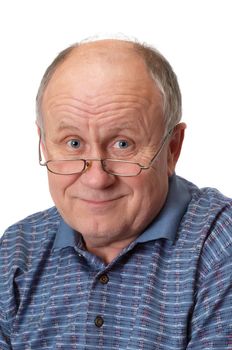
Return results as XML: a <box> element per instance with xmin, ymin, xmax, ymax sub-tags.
<box><xmin>78</xmin><ymin>196</ymin><xmax>124</xmax><ymax>205</ymax></box>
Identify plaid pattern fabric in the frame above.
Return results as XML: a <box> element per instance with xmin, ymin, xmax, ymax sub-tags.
<box><xmin>1</xmin><ymin>175</ymin><xmax>232</xmax><ymax>349</ymax></box>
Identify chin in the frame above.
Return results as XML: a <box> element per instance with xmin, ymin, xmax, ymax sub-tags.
<box><xmin>78</xmin><ymin>221</ymin><xmax>121</xmax><ymax>238</ymax></box>
<box><xmin>74</xmin><ymin>218</ymin><xmax>127</xmax><ymax>244</ymax></box>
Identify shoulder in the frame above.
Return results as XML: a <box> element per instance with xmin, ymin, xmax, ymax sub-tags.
<box><xmin>0</xmin><ymin>208</ymin><xmax>62</xmax><ymax>332</ymax></box>
<box><xmin>4</xmin><ymin>206</ymin><xmax>60</xmax><ymax>228</ymax></box>
<box><xmin>1</xmin><ymin>206</ymin><xmax>61</xmax><ymax>242</ymax></box>
<box><xmin>178</xmin><ymin>176</ymin><xmax>232</xmax><ymax>274</ymax></box>
<box><xmin>0</xmin><ymin>207</ymin><xmax>61</xmax><ymax>268</ymax></box>
<box><xmin>178</xmin><ymin>175</ymin><xmax>232</xmax><ymax>218</ymax></box>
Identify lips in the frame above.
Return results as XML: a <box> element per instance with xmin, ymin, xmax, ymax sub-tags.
<box><xmin>79</xmin><ymin>197</ymin><xmax>121</xmax><ymax>204</ymax></box>
<box><xmin>75</xmin><ymin>194</ymin><xmax>126</xmax><ymax>205</ymax></box>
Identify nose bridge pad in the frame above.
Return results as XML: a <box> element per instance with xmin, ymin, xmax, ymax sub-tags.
<box><xmin>84</xmin><ymin>160</ymin><xmax>92</xmax><ymax>172</ymax></box>
<box><xmin>83</xmin><ymin>159</ymin><xmax>105</xmax><ymax>174</ymax></box>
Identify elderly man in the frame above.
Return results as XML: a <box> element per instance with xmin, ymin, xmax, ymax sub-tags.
<box><xmin>1</xmin><ymin>38</ymin><xmax>232</xmax><ymax>349</ymax></box>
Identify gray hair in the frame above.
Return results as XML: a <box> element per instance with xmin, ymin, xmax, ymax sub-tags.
<box><xmin>36</xmin><ymin>37</ymin><xmax>182</xmax><ymax>134</ymax></box>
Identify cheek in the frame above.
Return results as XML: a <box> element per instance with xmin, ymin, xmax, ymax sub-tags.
<box><xmin>47</xmin><ymin>173</ymin><xmax>78</xmax><ymax>199</ymax></box>
<box><xmin>124</xmin><ymin>172</ymin><xmax>168</xmax><ymax>233</ymax></box>
<box><xmin>132</xmin><ymin>169</ymin><xmax>168</xmax><ymax>208</ymax></box>
<box><xmin>125</xmin><ymin>175</ymin><xmax>154</xmax><ymax>206</ymax></box>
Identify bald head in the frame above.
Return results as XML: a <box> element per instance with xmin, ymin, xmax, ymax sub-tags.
<box><xmin>63</xmin><ymin>39</ymin><xmax>140</xmax><ymax>63</ymax></box>
<box><xmin>43</xmin><ymin>40</ymin><xmax>156</xmax><ymax>105</ymax></box>
<box><xmin>36</xmin><ymin>38</ymin><xmax>182</xmax><ymax>133</ymax></box>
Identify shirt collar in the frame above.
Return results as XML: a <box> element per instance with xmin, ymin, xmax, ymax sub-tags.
<box><xmin>53</xmin><ymin>219</ymin><xmax>77</xmax><ymax>250</ymax></box>
<box><xmin>53</xmin><ymin>173</ymin><xmax>192</xmax><ymax>250</ymax></box>
<box><xmin>136</xmin><ymin>173</ymin><xmax>192</xmax><ymax>243</ymax></box>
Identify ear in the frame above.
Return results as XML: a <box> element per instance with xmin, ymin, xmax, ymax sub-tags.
<box><xmin>36</xmin><ymin>122</ymin><xmax>41</xmax><ymax>137</ymax></box>
<box><xmin>167</xmin><ymin>122</ymin><xmax>186</xmax><ymax>176</ymax></box>
<box><xmin>36</xmin><ymin>122</ymin><xmax>47</xmax><ymax>161</ymax></box>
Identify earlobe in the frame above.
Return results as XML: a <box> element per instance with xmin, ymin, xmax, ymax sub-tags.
<box><xmin>167</xmin><ymin>123</ymin><xmax>186</xmax><ymax>176</ymax></box>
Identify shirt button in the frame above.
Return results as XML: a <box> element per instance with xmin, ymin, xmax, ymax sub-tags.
<box><xmin>99</xmin><ymin>274</ymin><xmax>109</xmax><ymax>284</ymax></box>
<box><xmin>95</xmin><ymin>315</ymin><xmax>104</xmax><ymax>328</ymax></box>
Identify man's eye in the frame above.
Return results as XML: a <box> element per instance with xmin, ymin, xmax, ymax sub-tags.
<box><xmin>67</xmin><ymin>139</ymin><xmax>81</xmax><ymax>149</ymax></box>
<box><xmin>114</xmin><ymin>140</ymin><xmax>130</xmax><ymax>149</ymax></box>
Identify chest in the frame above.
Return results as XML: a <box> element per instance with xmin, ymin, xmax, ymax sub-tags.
<box><xmin>10</xmin><ymin>243</ymin><xmax>197</xmax><ymax>349</ymax></box>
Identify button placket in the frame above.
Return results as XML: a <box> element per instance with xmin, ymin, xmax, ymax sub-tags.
<box><xmin>84</xmin><ymin>270</ymin><xmax>111</xmax><ymax>333</ymax></box>
<box><xmin>91</xmin><ymin>273</ymin><xmax>109</xmax><ymax>328</ymax></box>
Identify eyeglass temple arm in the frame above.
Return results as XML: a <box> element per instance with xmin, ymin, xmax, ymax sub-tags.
<box><xmin>144</xmin><ymin>127</ymin><xmax>174</xmax><ymax>168</ymax></box>
<box><xmin>38</xmin><ymin>134</ymin><xmax>47</xmax><ymax>165</ymax></box>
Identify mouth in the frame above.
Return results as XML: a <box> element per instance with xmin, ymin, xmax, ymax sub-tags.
<box><xmin>78</xmin><ymin>195</ymin><xmax>125</xmax><ymax>207</ymax></box>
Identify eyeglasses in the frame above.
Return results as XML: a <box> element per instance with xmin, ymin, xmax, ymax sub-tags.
<box><xmin>39</xmin><ymin>128</ymin><xmax>173</xmax><ymax>177</ymax></box>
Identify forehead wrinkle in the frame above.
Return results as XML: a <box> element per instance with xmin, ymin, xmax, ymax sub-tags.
<box><xmin>46</xmin><ymin>90</ymin><xmax>153</xmax><ymax>110</ymax></box>
<box><xmin>46</xmin><ymin>101</ymin><xmax>163</xmax><ymax>145</ymax></box>
<box><xmin>45</xmin><ymin>94</ymin><xmax>155</xmax><ymax>125</ymax></box>
<box><xmin>48</xmin><ymin>109</ymin><xmax>144</xmax><ymax>134</ymax></box>
<box><xmin>90</xmin><ymin>112</ymin><xmax>156</xmax><ymax>143</ymax></box>
<box><xmin>47</xmin><ymin>105</ymin><xmax>149</xmax><ymax>128</ymax></box>
<box><xmin>45</xmin><ymin>95</ymin><xmax>96</xmax><ymax>118</ymax></box>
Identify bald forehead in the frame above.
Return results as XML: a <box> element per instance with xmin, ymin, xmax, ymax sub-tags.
<box><xmin>45</xmin><ymin>41</ymin><xmax>156</xmax><ymax>101</ymax></box>
<box><xmin>42</xmin><ymin>39</ymin><xmax>163</xmax><ymax>118</ymax></box>
<box><xmin>50</xmin><ymin>39</ymin><xmax>151</xmax><ymax>81</ymax></box>
<box><xmin>40</xmin><ymin>39</ymin><xmax>165</xmax><ymax>139</ymax></box>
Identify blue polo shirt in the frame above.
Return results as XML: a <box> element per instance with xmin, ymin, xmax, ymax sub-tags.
<box><xmin>1</xmin><ymin>175</ymin><xmax>232</xmax><ymax>349</ymax></box>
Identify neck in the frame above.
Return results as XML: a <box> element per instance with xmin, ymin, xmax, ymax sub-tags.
<box><xmin>84</xmin><ymin>237</ymin><xmax>135</xmax><ymax>264</ymax></box>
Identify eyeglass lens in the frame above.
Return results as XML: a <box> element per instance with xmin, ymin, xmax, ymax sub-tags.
<box><xmin>47</xmin><ymin>159</ymin><xmax>141</xmax><ymax>176</ymax></box>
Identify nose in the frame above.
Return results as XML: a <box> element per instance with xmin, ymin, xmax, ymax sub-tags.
<box><xmin>79</xmin><ymin>159</ymin><xmax>116</xmax><ymax>189</ymax></box>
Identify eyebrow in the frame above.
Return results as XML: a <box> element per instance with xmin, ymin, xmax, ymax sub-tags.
<box><xmin>57</xmin><ymin>119</ymin><xmax>138</xmax><ymax>131</ymax></box>
<box><xmin>56</xmin><ymin>122</ymin><xmax>81</xmax><ymax>133</ymax></box>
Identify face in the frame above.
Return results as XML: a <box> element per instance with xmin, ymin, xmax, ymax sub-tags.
<box><xmin>40</xmin><ymin>41</ymin><xmax>185</xmax><ymax>251</ymax></box>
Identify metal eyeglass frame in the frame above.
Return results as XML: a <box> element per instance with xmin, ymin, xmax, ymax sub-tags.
<box><xmin>39</xmin><ymin>127</ymin><xmax>174</xmax><ymax>177</ymax></box>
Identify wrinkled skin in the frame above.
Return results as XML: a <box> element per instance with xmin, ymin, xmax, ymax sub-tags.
<box><xmin>40</xmin><ymin>40</ymin><xmax>185</xmax><ymax>263</ymax></box>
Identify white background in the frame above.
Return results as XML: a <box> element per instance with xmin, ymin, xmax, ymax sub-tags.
<box><xmin>0</xmin><ymin>0</ymin><xmax>231</xmax><ymax>235</ymax></box>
